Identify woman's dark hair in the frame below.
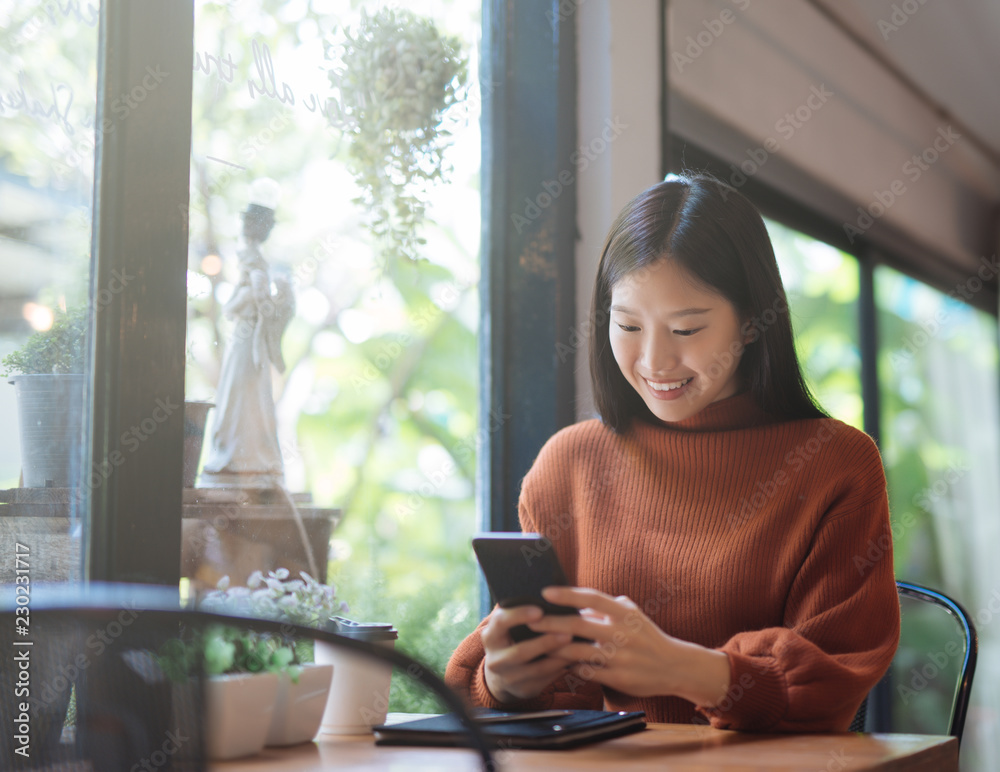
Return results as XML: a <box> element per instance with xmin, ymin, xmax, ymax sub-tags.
<box><xmin>589</xmin><ymin>173</ymin><xmax>826</xmax><ymax>431</ymax></box>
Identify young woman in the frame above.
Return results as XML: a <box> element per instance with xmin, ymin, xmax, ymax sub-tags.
<box><xmin>445</xmin><ymin>174</ymin><xmax>899</xmax><ymax>732</ymax></box>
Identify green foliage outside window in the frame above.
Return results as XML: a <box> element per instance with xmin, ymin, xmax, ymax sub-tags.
<box><xmin>875</xmin><ymin>268</ymin><xmax>998</xmax><ymax>596</ymax></box>
<box><xmin>765</xmin><ymin>218</ymin><xmax>862</xmax><ymax>428</ymax></box>
<box><xmin>181</xmin><ymin>0</ymin><xmax>483</xmax><ymax>714</ymax></box>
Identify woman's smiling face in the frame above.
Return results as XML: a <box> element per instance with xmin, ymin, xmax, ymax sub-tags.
<box><xmin>609</xmin><ymin>258</ymin><xmax>749</xmax><ymax>424</ymax></box>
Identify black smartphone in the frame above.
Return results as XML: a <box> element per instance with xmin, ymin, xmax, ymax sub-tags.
<box><xmin>472</xmin><ymin>533</ymin><xmax>583</xmax><ymax>643</ymax></box>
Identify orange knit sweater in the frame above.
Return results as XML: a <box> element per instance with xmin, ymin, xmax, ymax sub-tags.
<box><xmin>445</xmin><ymin>392</ymin><xmax>900</xmax><ymax>732</ymax></box>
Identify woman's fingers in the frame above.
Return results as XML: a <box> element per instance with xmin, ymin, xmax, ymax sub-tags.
<box><xmin>481</xmin><ymin>605</ymin><xmax>576</xmax><ymax>702</ymax></box>
<box><xmin>527</xmin><ymin>612</ymin><xmax>608</xmax><ymax>642</ymax></box>
<box><xmin>481</xmin><ymin>605</ymin><xmax>543</xmax><ymax>647</ymax></box>
<box><xmin>481</xmin><ymin>605</ymin><xmax>574</xmax><ymax>669</ymax></box>
<box><xmin>542</xmin><ymin>586</ymin><xmax>637</xmax><ymax>618</ymax></box>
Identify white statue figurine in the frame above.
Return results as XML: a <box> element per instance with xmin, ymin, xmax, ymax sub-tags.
<box><xmin>201</xmin><ymin>178</ymin><xmax>295</xmax><ymax>488</ymax></box>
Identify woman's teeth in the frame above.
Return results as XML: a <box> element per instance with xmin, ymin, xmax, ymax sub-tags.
<box><xmin>646</xmin><ymin>377</ymin><xmax>692</xmax><ymax>391</ymax></box>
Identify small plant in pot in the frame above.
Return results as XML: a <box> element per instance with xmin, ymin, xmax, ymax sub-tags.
<box><xmin>196</xmin><ymin>569</ymin><xmax>349</xmax><ymax>751</ymax></box>
<box><xmin>1</xmin><ymin>305</ymin><xmax>88</xmax><ymax>378</ymax></box>
<box><xmin>3</xmin><ymin>305</ymin><xmax>213</xmax><ymax>489</ymax></box>
<box><xmin>156</xmin><ymin>618</ymin><xmax>297</xmax><ymax>760</ymax></box>
<box><xmin>2</xmin><ymin>306</ymin><xmax>88</xmax><ymax>488</ymax></box>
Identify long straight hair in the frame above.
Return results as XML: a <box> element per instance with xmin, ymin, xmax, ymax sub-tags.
<box><xmin>589</xmin><ymin>174</ymin><xmax>826</xmax><ymax>432</ymax></box>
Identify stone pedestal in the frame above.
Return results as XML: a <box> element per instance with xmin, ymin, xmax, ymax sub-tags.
<box><xmin>0</xmin><ymin>487</ymin><xmax>342</xmax><ymax>588</ymax></box>
<box><xmin>181</xmin><ymin>487</ymin><xmax>342</xmax><ymax>590</ymax></box>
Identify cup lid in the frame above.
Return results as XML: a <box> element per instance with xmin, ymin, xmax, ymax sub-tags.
<box><xmin>327</xmin><ymin>616</ymin><xmax>398</xmax><ymax>641</ymax></box>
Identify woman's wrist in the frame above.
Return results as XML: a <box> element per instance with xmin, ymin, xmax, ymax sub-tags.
<box><xmin>666</xmin><ymin>642</ymin><xmax>731</xmax><ymax>708</ymax></box>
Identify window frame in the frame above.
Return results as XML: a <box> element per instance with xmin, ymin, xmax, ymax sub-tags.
<box><xmin>87</xmin><ymin>0</ymin><xmax>194</xmax><ymax>584</ymax></box>
<box><xmin>479</xmin><ymin>0</ymin><xmax>578</xmax><ymax>536</ymax></box>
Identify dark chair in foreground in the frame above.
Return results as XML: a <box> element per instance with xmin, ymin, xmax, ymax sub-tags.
<box><xmin>0</xmin><ymin>584</ymin><xmax>495</xmax><ymax>772</ymax></box>
<box><xmin>850</xmin><ymin>581</ymin><xmax>977</xmax><ymax>748</ymax></box>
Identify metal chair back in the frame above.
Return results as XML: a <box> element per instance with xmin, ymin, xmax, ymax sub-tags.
<box><xmin>1</xmin><ymin>583</ymin><xmax>495</xmax><ymax>771</ymax></box>
<box><xmin>850</xmin><ymin>580</ymin><xmax>977</xmax><ymax>747</ymax></box>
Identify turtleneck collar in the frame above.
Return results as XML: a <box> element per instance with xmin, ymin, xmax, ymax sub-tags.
<box><xmin>632</xmin><ymin>391</ymin><xmax>773</xmax><ymax>433</ymax></box>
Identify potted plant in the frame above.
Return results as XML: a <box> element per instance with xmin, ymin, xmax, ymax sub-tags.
<box><xmin>2</xmin><ymin>306</ymin><xmax>88</xmax><ymax>488</ymax></box>
<box><xmin>157</xmin><ymin>619</ymin><xmax>293</xmax><ymax>760</ymax></box>
<box><xmin>3</xmin><ymin>305</ymin><xmax>214</xmax><ymax>489</ymax></box>
<box><xmin>328</xmin><ymin>7</ymin><xmax>468</xmax><ymax>265</ymax></box>
<box><xmin>197</xmin><ymin>569</ymin><xmax>348</xmax><ymax>749</ymax></box>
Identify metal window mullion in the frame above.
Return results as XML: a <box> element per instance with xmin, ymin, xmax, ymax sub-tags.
<box><xmin>87</xmin><ymin>0</ymin><xmax>194</xmax><ymax>584</ymax></box>
<box><xmin>479</xmin><ymin>0</ymin><xmax>577</xmax><ymax>539</ymax></box>
<box><xmin>858</xmin><ymin>247</ymin><xmax>881</xmax><ymax>447</ymax></box>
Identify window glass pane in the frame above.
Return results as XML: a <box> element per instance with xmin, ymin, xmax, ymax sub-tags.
<box><xmin>765</xmin><ymin>218</ymin><xmax>862</xmax><ymax>426</ymax></box>
<box><xmin>181</xmin><ymin>0</ymin><xmax>480</xmax><ymax>712</ymax></box>
<box><xmin>1</xmin><ymin>5</ymin><xmax>98</xmax><ymax>585</ymax></box>
<box><xmin>876</xmin><ymin>266</ymin><xmax>999</xmax><ymax>588</ymax></box>
<box><xmin>876</xmin><ymin>265</ymin><xmax>1000</xmax><ymax>766</ymax></box>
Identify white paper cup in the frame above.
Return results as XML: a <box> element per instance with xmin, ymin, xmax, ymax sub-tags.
<box><xmin>315</xmin><ymin>617</ymin><xmax>398</xmax><ymax>735</ymax></box>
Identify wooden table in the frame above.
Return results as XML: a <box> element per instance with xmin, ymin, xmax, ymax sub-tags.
<box><xmin>210</xmin><ymin>719</ymin><xmax>958</xmax><ymax>771</ymax></box>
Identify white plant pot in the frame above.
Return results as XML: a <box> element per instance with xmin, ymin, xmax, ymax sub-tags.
<box><xmin>315</xmin><ymin>639</ymin><xmax>395</xmax><ymax>734</ymax></box>
<box><xmin>205</xmin><ymin>671</ymin><xmax>279</xmax><ymax>760</ymax></box>
<box><xmin>266</xmin><ymin>663</ymin><xmax>334</xmax><ymax>747</ymax></box>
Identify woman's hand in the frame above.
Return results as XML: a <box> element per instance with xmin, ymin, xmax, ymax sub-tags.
<box><xmin>528</xmin><ymin>587</ymin><xmax>732</xmax><ymax>707</ymax></box>
<box><xmin>480</xmin><ymin>604</ymin><xmax>574</xmax><ymax>704</ymax></box>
